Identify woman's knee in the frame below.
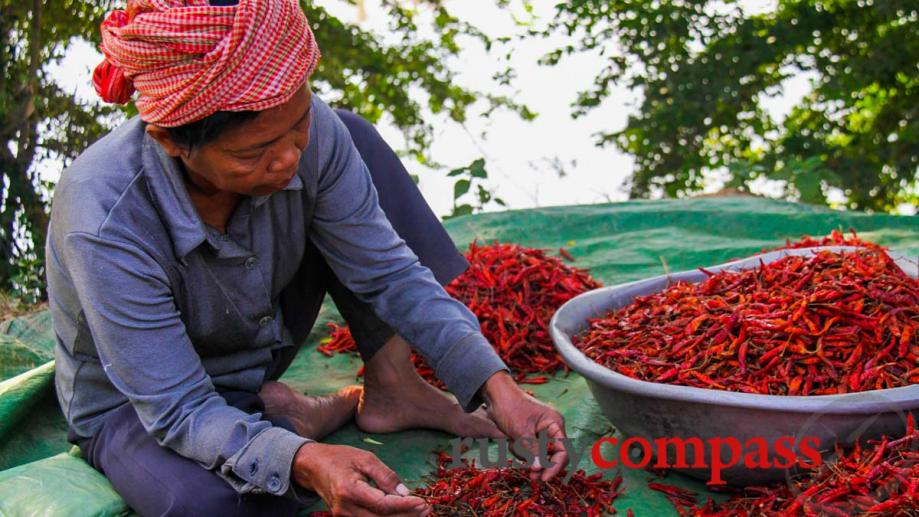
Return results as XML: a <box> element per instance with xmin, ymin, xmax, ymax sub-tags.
<box><xmin>333</xmin><ymin>108</ymin><xmax>378</xmax><ymax>145</ymax></box>
<box><xmin>332</xmin><ymin>108</ymin><xmax>409</xmax><ymax>186</ymax></box>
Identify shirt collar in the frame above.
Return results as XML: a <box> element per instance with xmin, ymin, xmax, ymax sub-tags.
<box><xmin>252</xmin><ymin>172</ymin><xmax>303</xmax><ymax>207</ymax></box>
<box><xmin>142</xmin><ymin>131</ymin><xmax>308</xmax><ymax>258</ymax></box>
<box><xmin>142</xmin><ymin>133</ymin><xmax>210</xmax><ymax>260</ymax></box>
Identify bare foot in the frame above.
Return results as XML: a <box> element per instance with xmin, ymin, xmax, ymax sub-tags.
<box><xmin>357</xmin><ymin>372</ymin><xmax>504</xmax><ymax>438</ymax></box>
<box><xmin>259</xmin><ymin>381</ymin><xmax>362</xmax><ymax>440</ymax></box>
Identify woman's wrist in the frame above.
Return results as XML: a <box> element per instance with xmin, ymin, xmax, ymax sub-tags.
<box><xmin>480</xmin><ymin>370</ymin><xmax>521</xmax><ymax>407</ymax></box>
<box><xmin>291</xmin><ymin>442</ymin><xmax>321</xmax><ymax>491</ymax></box>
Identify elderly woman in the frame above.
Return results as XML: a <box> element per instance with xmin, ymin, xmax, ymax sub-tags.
<box><xmin>46</xmin><ymin>0</ymin><xmax>568</xmax><ymax>516</ymax></box>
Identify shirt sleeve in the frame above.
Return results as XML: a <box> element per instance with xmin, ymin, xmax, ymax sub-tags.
<box><xmin>308</xmin><ymin>97</ymin><xmax>508</xmax><ymax>410</ymax></box>
<box><xmin>61</xmin><ymin>231</ymin><xmax>309</xmax><ymax>497</ymax></box>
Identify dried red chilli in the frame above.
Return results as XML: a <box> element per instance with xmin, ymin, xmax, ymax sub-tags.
<box><xmin>574</xmin><ymin>247</ymin><xmax>919</xmax><ymax>395</ymax></box>
<box><xmin>413</xmin><ymin>452</ymin><xmax>624</xmax><ymax>516</ymax></box>
<box><xmin>318</xmin><ymin>241</ymin><xmax>602</xmax><ymax>385</ymax></box>
<box><xmin>559</xmin><ymin>247</ymin><xmax>576</xmax><ymax>262</ymax></box>
<box><xmin>650</xmin><ymin>415</ymin><xmax>919</xmax><ymax>516</ymax></box>
<box><xmin>648</xmin><ymin>482</ymin><xmax>699</xmax><ymax>510</ymax></box>
<box><xmin>316</xmin><ymin>321</ymin><xmax>358</xmax><ymax>357</ymax></box>
<box><xmin>771</xmin><ymin>229</ymin><xmax>879</xmax><ymax>252</ymax></box>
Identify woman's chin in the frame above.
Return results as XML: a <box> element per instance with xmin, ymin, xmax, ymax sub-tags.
<box><xmin>250</xmin><ymin>185</ymin><xmax>281</xmax><ymax>196</ymax></box>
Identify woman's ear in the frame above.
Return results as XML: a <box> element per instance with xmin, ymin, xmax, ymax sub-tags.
<box><xmin>145</xmin><ymin>125</ymin><xmax>188</xmax><ymax>159</ymax></box>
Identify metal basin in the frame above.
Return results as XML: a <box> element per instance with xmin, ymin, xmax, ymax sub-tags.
<box><xmin>549</xmin><ymin>246</ymin><xmax>919</xmax><ymax>485</ymax></box>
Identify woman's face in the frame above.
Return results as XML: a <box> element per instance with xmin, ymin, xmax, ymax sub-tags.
<box><xmin>150</xmin><ymin>85</ymin><xmax>313</xmax><ymax>197</ymax></box>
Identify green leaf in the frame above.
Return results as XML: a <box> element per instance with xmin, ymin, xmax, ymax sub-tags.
<box><xmin>453</xmin><ymin>179</ymin><xmax>471</xmax><ymax>199</ymax></box>
<box><xmin>794</xmin><ymin>170</ymin><xmax>824</xmax><ymax>205</ymax></box>
<box><xmin>452</xmin><ymin>204</ymin><xmax>474</xmax><ymax>217</ymax></box>
<box><xmin>477</xmin><ymin>184</ymin><xmax>491</xmax><ymax>204</ymax></box>
<box><xmin>469</xmin><ymin>158</ymin><xmax>488</xmax><ymax>178</ymax></box>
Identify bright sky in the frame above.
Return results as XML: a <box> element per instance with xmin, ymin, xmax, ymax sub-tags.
<box><xmin>48</xmin><ymin>0</ymin><xmax>840</xmax><ymax>218</ymax></box>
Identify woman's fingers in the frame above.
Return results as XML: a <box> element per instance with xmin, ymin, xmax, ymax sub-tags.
<box><xmin>349</xmin><ymin>455</ymin><xmax>429</xmax><ymax>515</ymax></box>
<box><xmin>356</xmin><ymin>453</ymin><xmax>405</xmax><ymax>495</ymax></box>
<box><xmin>343</xmin><ymin>478</ymin><xmax>427</xmax><ymax>515</ymax></box>
<box><xmin>541</xmin><ymin>419</ymin><xmax>569</xmax><ymax>481</ymax></box>
<box><xmin>344</xmin><ymin>503</ymin><xmax>429</xmax><ymax>517</ymax></box>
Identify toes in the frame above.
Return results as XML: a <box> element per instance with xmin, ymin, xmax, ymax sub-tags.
<box><xmin>451</xmin><ymin>409</ymin><xmax>505</xmax><ymax>438</ymax></box>
<box><xmin>482</xmin><ymin>423</ymin><xmax>506</xmax><ymax>439</ymax></box>
<box><xmin>474</xmin><ymin>419</ymin><xmax>505</xmax><ymax>439</ymax></box>
<box><xmin>338</xmin><ymin>385</ymin><xmax>364</xmax><ymax>401</ymax></box>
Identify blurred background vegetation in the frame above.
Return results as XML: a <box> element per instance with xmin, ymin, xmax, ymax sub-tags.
<box><xmin>1</xmin><ymin>0</ymin><xmax>917</xmax><ymax>305</ymax></box>
<box><xmin>540</xmin><ymin>0</ymin><xmax>919</xmax><ymax>211</ymax></box>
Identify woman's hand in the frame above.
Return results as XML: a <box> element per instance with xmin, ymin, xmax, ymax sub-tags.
<box><xmin>482</xmin><ymin>371</ymin><xmax>569</xmax><ymax>481</ymax></box>
<box><xmin>292</xmin><ymin>442</ymin><xmax>431</xmax><ymax>517</ymax></box>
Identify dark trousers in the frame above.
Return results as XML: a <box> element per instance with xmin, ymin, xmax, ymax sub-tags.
<box><xmin>76</xmin><ymin>110</ymin><xmax>468</xmax><ymax>517</ymax></box>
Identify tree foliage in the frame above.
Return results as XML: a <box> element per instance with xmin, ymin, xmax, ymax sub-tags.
<box><xmin>0</xmin><ymin>0</ymin><xmax>118</xmax><ymax>302</ymax></box>
<box><xmin>539</xmin><ymin>0</ymin><xmax>919</xmax><ymax>211</ymax></box>
<box><xmin>444</xmin><ymin>158</ymin><xmax>506</xmax><ymax>219</ymax></box>
<box><xmin>0</xmin><ymin>0</ymin><xmax>528</xmax><ymax>301</ymax></box>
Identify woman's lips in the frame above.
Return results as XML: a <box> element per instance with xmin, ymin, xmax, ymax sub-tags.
<box><xmin>273</xmin><ymin>171</ymin><xmax>296</xmax><ymax>189</ymax></box>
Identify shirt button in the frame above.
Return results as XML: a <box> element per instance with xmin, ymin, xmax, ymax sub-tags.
<box><xmin>258</xmin><ymin>315</ymin><xmax>273</xmax><ymax>327</ymax></box>
<box><xmin>244</xmin><ymin>256</ymin><xmax>259</xmax><ymax>270</ymax></box>
<box><xmin>267</xmin><ymin>474</ymin><xmax>282</xmax><ymax>493</ymax></box>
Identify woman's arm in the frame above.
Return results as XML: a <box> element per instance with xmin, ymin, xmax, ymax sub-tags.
<box><xmin>307</xmin><ymin>96</ymin><xmax>508</xmax><ymax>410</ymax></box>
<box><xmin>60</xmin><ymin>231</ymin><xmax>310</xmax><ymax>496</ymax></box>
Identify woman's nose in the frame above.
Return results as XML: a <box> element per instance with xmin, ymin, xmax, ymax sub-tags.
<box><xmin>268</xmin><ymin>143</ymin><xmax>301</xmax><ymax>173</ymax></box>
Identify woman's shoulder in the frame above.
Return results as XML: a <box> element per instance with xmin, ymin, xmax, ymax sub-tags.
<box><xmin>61</xmin><ymin>116</ymin><xmax>147</xmax><ymax>183</ymax></box>
<box><xmin>50</xmin><ymin>117</ymin><xmax>163</xmax><ymax>249</ymax></box>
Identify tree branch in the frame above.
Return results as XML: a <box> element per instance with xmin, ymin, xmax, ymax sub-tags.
<box><xmin>16</xmin><ymin>0</ymin><xmax>42</xmax><ymax>171</ymax></box>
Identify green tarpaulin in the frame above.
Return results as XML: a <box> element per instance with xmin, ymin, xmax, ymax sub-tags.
<box><xmin>0</xmin><ymin>197</ymin><xmax>917</xmax><ymax>516</ymax></box>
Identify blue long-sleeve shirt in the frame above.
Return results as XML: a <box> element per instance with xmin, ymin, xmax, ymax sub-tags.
<box><xmin>46</xmin><ymin>95</ymin><xmax>507</xmax><ymax>497</ymax></box>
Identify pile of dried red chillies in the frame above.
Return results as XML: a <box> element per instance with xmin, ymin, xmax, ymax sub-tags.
<box><xmin>773</xmin><ymin>228</ymin><xmax>878</xmax><ymax>251</ymax></box>
<box><xmin>574</xmin><ymin>246</ymin><xmax>919</xmax><ymax>395</ymax></box>
<box><xmin>413</xmin><ymin>452</ymin><xmax>623</xmax><ymax>516</ymax></box>
<box><xmin>319</xmin><ymin>241</ymin><xmax>601</xmax><ymax>385</ymax></box>
<box><xmin>650</xmin><ymin>415</ymin><xmax>919</xmax><ymax>516</ymax></box>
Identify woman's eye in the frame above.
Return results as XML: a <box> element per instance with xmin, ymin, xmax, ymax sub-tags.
<box><xmin>237</xmin><ymin>152</ymin><xmax>263</xmax><ymax>161</ymax></box>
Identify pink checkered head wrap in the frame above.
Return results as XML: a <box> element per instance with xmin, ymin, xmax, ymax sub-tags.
<box><xmin>93</xmin><ymin>0</ymin><xmax>320</xmax><ymax>127</ymax></box>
